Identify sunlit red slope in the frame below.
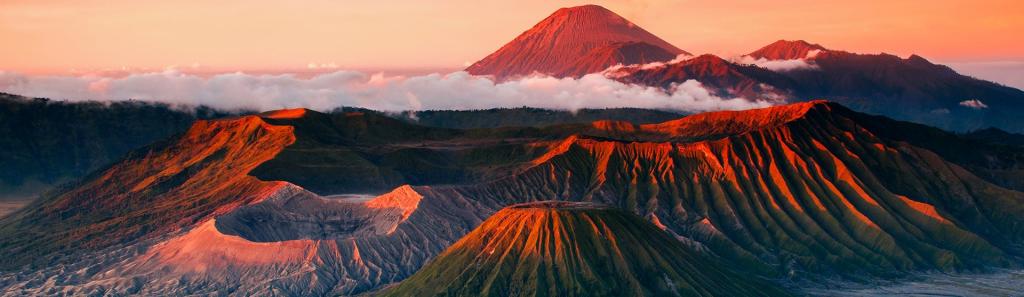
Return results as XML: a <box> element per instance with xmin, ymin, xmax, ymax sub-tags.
<box><xmin>0</xmin><ymin>112</ymin><xmax>480</xmax><ymax>296</ymax></box>
<box><xmin>613</xmin><ymin>54</ymin><xmax>795</xmax><ymax>100</ymax></box>
<box><xmin>0</xmin><ymin>115</ymin><xmax>295</xmax><ymax>264</ymax></box>
<box><xmin>465</xmin><ymin>4</ymin><xmax>687</xmax><ymax>79</ymax></box>
<box><xmin>2</xmin><ymin>102</ymin><xmax>1024</xmax><ymax>295</ymax></box>
<box><xmin>747</xmin><ymin>40</ymin><xmax>828</xmax><ymax>60</ymax></box>
<box><xmin>381</xmin><ymin>201</ymin><xmax>788</xmax><ymax>297</ymax></box>
<box><xmin>425</xmin><ymin>101</ymin><xmax>1024</xmax><ymax>276</ymax></box>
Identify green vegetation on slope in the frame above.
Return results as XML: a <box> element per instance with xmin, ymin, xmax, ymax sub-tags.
<box><xmin>382</xmin><ymin>201</ymin><xmax>789</xmax><ymax>297</ymax></box>
<box><xmin>0</xmin><ymin>93</ymin><xmax>233</xmax><ymax>200</ymax></box>
<box><xmin>378</xmin><ymin>107</ymin><xmax>685</xmax><ymax>129</ymax></box>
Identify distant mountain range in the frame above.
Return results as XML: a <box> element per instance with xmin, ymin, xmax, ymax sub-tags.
<box><xmin>467</xmin><ymin>5</ymin><xmax>1024</xmax><ymax>133</ymax></box>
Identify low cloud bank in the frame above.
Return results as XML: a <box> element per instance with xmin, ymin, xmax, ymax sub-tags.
<box><xmin>959</xmin><ymin>99</ymin><xmax>989</xmax><ymax>109</ymax></box>
<box><xmin>731</xmin><ymin>57</ymin><xmax>816</xmax><ymax>72</ymax></box>
<box><xmin>732</xmin><ymin>50</ymin><xmax>821</xmax><ymax>72</ymax></box>
<box><xmin>0</xmin><ymin>70</ymin><xmax>774</xmax><ymax>113</ymax></box>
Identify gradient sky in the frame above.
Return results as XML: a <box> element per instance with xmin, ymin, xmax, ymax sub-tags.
<box><xmin>2</xmin><ymin>0</ymin><xmax>1022</xmax><ymax>74</ymax></box>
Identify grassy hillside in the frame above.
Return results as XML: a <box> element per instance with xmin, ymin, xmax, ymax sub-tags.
<box><xmin>382</xmin><ymin>201</ymin><xmax>789</xmax><ymax>297</ymax></box>
<box><xmin>381</xmin><ymin>107</ymin><xmax>684</xmax><ymax>129</ymax></box>
<box><xmin>0</xmin><ymin>93</ymin><xmax>233</xmax><ymax>200</ymax></box>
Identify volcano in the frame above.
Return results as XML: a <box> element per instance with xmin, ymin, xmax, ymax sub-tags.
<box><xmin>466</xmin><ymin>5</ymin><xmax>687</xmax><ymax>79</ymax></box>
<box><xmin>2</xmin><ymin>101</ymin><xmax>1024</xmax><ymax>295</ymax></box>
<box><xmin>381</xmin><ymin>201</ymin><xmax>787</xmax><ymax>297</ymax></box>
<box><xmin>613</xmin><ymin>54</ymin><xmax>796</xmax><ymax>100</ymax></box>
<box><xmin>747</xmin><ymin>40</ymin><xmax>828</xmax><ymax>60</ymax></box>
<box><xmin>607</xmin><ymin>38</ymin><xmax>1024</xmax><ymax>133</ymax></box>
<box><xmin>468</xmin><ymin>6</ymin><xmax>1024</xmax><ymax>132</ymax></box>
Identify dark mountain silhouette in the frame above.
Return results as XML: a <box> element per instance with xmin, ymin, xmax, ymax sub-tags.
<box><xmin>610</xmin><ymin>40</ymin><xmax>1024</xmax><ymax>132</ymax></box>
<box><xmin>0</xmin><ymin>93</ymin><xmax>232</xmax><ymax>200</ymax></box>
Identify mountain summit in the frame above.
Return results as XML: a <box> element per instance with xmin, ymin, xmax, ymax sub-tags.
<box><xmin>747</xmin><ymin>39</ymin><xmax>829</xmax><ymax>60</ymax></box>
<box><xmin>466</xmin><ymin>5</ymin><xmax>687</xmax><ymax>79</ymax></box>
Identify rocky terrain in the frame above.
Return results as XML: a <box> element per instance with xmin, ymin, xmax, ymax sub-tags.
<box><xmin>2</xmin><ymin>101</ymin><xmax>1024</xmax><ymax>295</ymax></box>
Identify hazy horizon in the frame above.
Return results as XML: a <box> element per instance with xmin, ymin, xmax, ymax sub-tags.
<box><xmin>3</xmin><ymin>1</ymin><xmax>1022</xmax><ymax>71</ymax></box>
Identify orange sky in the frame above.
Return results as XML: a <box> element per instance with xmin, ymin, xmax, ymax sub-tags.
<box><xmin>2</xmin><ymin>0</ymin><xmax>1022</xmax><ymax>74</ymax></box>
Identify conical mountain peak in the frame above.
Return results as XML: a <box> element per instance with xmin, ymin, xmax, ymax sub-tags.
<box><xmin>748</xmin><ymin>39</ymin><xmax>828</xmax><ymax>60</ymax></box>
<box><xmin>466</xmin><ymin>5</ymin><xmax>687</xmax><ymax>79</ymax></box>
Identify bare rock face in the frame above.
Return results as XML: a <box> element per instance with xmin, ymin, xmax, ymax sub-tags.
<box><xmin>465</xmin><ymin>5</ymin><xmax>687</xmax><ymax>80</ymax></box>
<box><xmin>3</xmin><ymin>101</ymin><xmax>1024</xmax><ymax>296</ymax></box>
<box><xmin>0</xmin><ymin>183</ymin><xmax>462</xmax><ymax>296</ymax></box>
<box><xmin>103</xmin><ymin>184</ymin><xmax>440</xmax><ymax>296</ymax></box>
<box><xmin>215</xmin><ymin>185</ymin><xmax>422</xmax><ymax>241</ymax></box>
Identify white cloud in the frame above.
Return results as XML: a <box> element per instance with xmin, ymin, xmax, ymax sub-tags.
<box><xmin>959</xmin><ymin>99</ymin><xmax>989</xmax><ymax>109</ymax></box>
<box><xmin>603</xmin><ymin>54</ymin><xmax>694</xmax><ymax>77</ymax></box>
<box><xmin>605</xmin><ymin>51</ymin><xmax>818</xmax><ymax>77</ymax></box>
<box><xmin>731</xmin><ymin>50</ymin><xmax>821</xmax><ymax>72</ymax></box>
<box><xmin>0</xmin><ymin>70</ymin><xmax>775</xmax><ymax>113</ymax></box>
<box><xmin>731</xmin><ymin>56</ymin><xmax>818</xmax><ymax>72</ymax></box>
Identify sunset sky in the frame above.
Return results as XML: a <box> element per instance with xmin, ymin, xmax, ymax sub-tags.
<box><xmin>2</xmin><ymin>0</ymin><xmax>1022</xmax><ymax>76</ymax></box>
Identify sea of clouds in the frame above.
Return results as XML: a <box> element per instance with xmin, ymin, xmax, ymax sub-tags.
<box><xmin>0</xmin><ymin>70</ymin><xmax>775</xmax><ymax>113</ymax></box>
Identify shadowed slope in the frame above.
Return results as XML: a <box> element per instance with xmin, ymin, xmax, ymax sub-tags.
<box><xmin>745</xmin><ymin>41</ymin><xmax>1024</xmax><ymax>132</ymax></box>
<box><xmin>382</xmin><ymin>201</ymin><xmax>789</xmax><ymax>297</ymax></box>
<box><xmin>0</xmin><ymin>115</ymin><xmax>296</xmax><ymax>269</ymax></box>
<box><xmin>391</xmin><ymin>107</ymin><xmax>684</xmax><ymax>129</ymax></box>
<box><xmin>0</xmin><ymin>93</ymin><xmax>232</xmax><ymax>200</ymax></box>
<box><xmin>423</xmin><ymin>101</ymin><xmax>1024</xmax><ymax>278</ymax></box>
<box><xmin>614</xmin><ymin>54</ymin><xmax>796</xmax><ymax>100</ymax></box>
<box><xmin>3</xmin><ymin>101</ymin><xmax>1024</xmax><ymax>295</ymax></box>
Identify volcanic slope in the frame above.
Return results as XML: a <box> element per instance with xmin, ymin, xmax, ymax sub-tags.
<box><xmin>466</xmin><ymin>5</ymin><xmax>686</xmax><ymax>79</ymax></box>
<box><xmin>745</xmin><ymin>40</ymin><xmax>1024</xmax><ymax>132</ymax></box>
<box><xmin>611</xmin><ymin>54</ymin><xmax>796</xmax><ymax>101</ymax></box>
<box><xmin>466</xmin><ymin>3</ymin><xmax>1024</xmax><ymax>132</ymax></box>
<box><xmin>2</xmin><ymin>102</ymin><xmax>1024</xmax><ymax>295</ymax></box>
<box><xmin>747</xmin><ymin>40</ymin><xmax>827</xmax><ymax>60</ymax></box>
<box><xmin>612</xmin><ymin>40</ymin><xmax>1024</xmax><ymax>132</ymax></box>
<box><xmin>416</xmin><ymin>101</ymin><xmax>1024</xmax><ymax>278</ymax></box>
<box><xmin>0</xmin><ymin>93</ymin><xmax>232</xmax><ymax>200</ymax></box>
<box><xmin>381</xmin><ymin>201</ymin><xmax>788</xmax><ymax>297</ymax></box>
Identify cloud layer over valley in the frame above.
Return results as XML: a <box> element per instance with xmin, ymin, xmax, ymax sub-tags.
<box><xmin>0</xmin><ymin>70</ymin><xmax>774</xmax><ymax>113</ymax></box>
<box><xmin>730</xmin><ymin>50</ymin><xmax>821</xmax><ymax>72</ymax></box>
